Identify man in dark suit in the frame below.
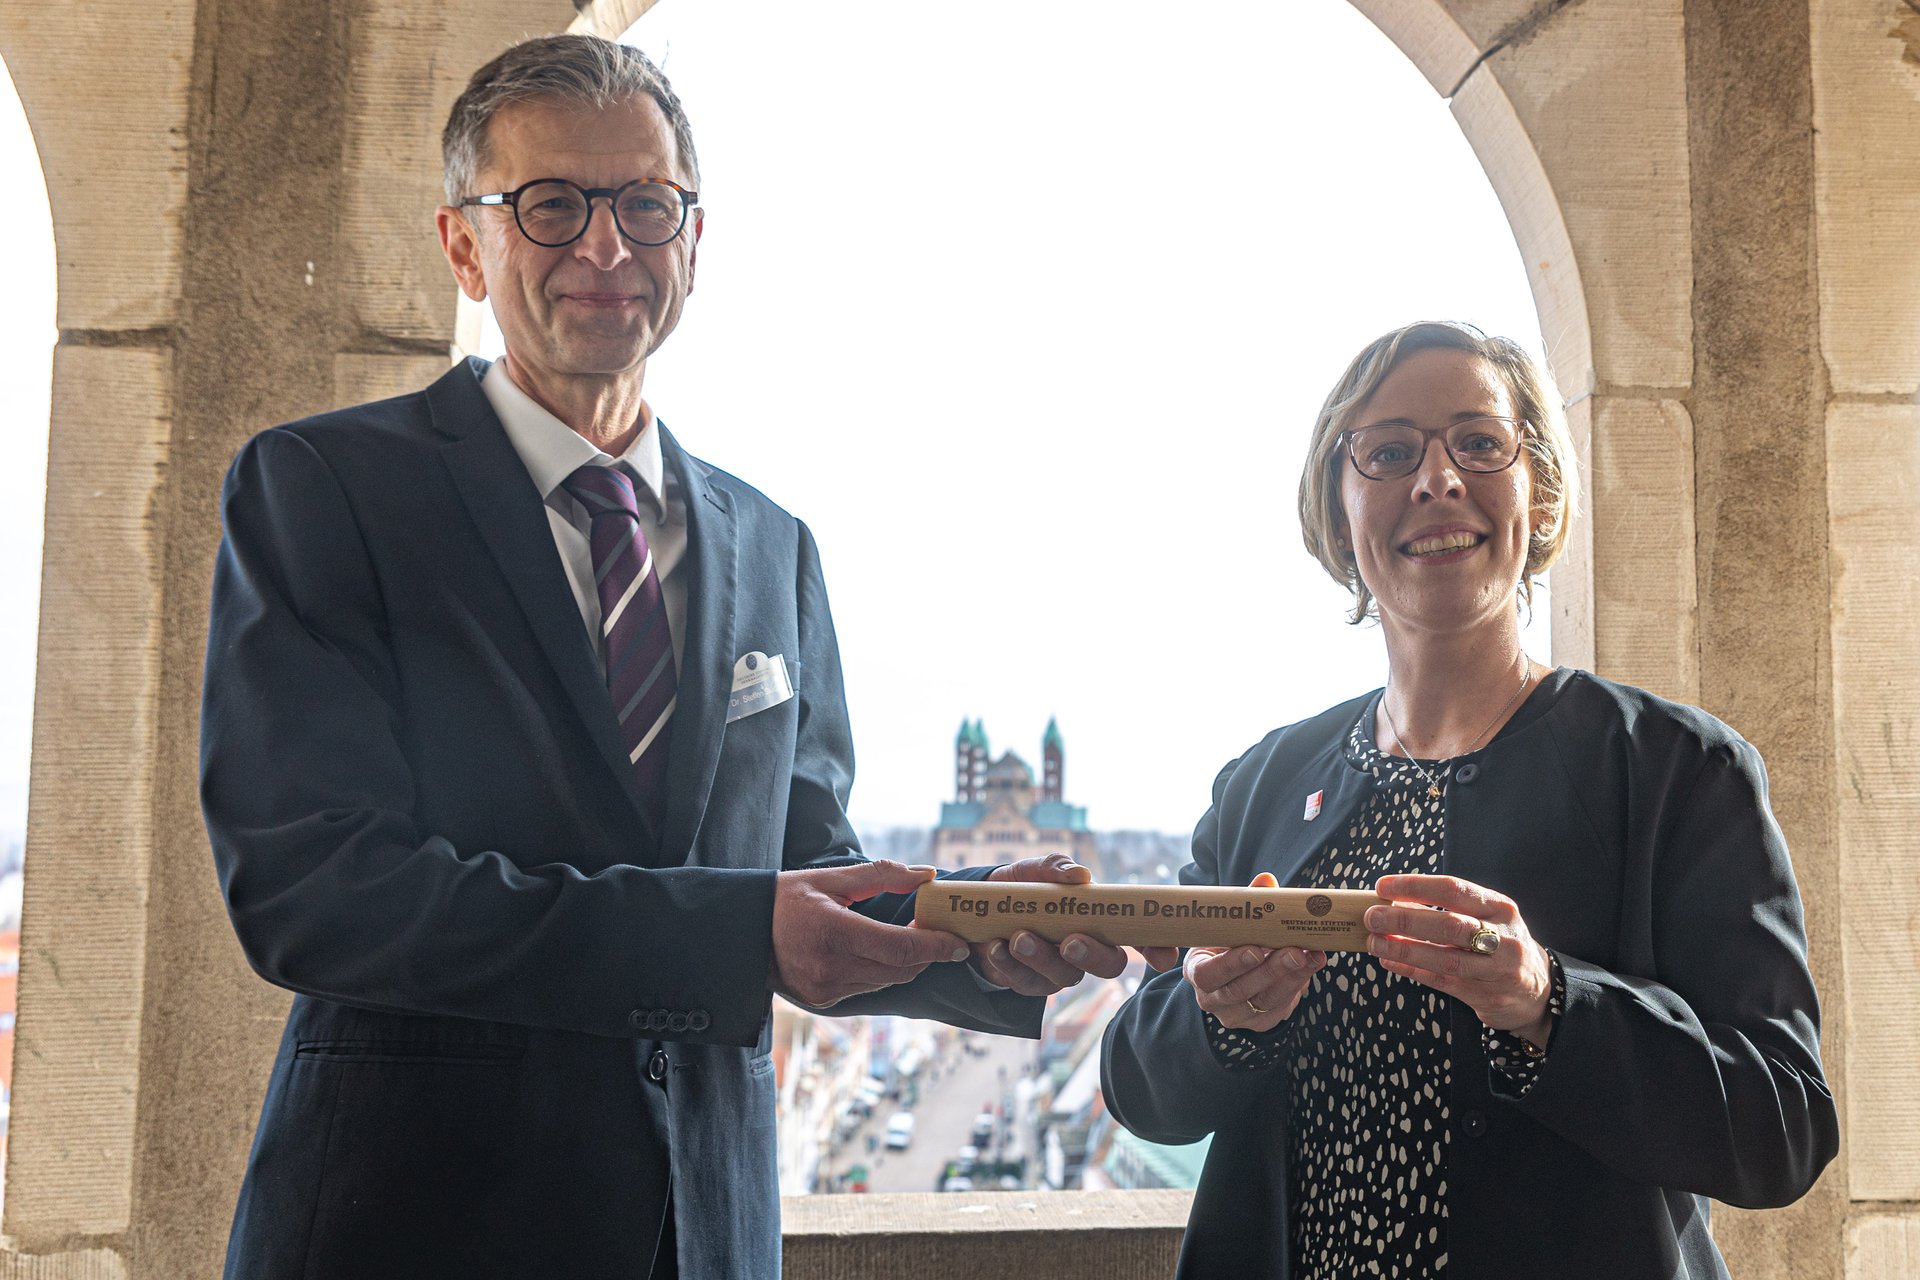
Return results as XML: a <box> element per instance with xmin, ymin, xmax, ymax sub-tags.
<box><xmin>201</xmin><ymin>34</ymin><xmax>1123</xmax><ymax>1279</ymax></box>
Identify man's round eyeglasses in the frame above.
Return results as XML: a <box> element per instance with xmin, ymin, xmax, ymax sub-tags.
<box><xmin>459</xmin><ymin>178</ymin><xmax>699</xmax><ymax>248</ymax></box>
<box><xmin>1343</xmin><ymin>416</ymin><xmax>1527</xmax><ymax>481</ymax></box>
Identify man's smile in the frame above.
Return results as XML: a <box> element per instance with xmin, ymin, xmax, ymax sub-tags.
<box><xmin>557</xmin><ymin>290</ymin><xmax>646</xmax><ymax>308</ymax></box>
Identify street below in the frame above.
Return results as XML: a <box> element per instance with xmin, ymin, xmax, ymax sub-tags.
<box><xmin>824</xmin><ymin>1029</ymin><xmax>1037</xmax><ymax>1194</ymax></box>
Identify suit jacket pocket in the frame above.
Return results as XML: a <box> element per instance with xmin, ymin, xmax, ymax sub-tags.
<box><xmin>294</xmin><ymin>1036</ymin><xmax>527</xmax><ymax>1065</ymax></box>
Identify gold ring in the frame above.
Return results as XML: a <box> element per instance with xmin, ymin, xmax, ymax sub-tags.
<box><xmin>1468</xmin><ymin>925</ymin><xmax>1500</xmax><ymax>955</ymax></box>
<box><xmin>1245</xmin><ymin>996</ymin><xmax>1270</xmax><ymax>1016</ymax></box>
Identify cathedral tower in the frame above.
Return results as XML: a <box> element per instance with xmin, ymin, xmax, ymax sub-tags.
<box><xmin>1042</xmin><ymin>716</ymin><xmax>1064</xmax><ymax>804</ymax></box>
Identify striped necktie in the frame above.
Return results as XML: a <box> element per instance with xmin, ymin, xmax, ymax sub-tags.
<box><xmin>562</xmin><ymin>464</ymin><xmax>677</xmax><ymax>814</ymax></box>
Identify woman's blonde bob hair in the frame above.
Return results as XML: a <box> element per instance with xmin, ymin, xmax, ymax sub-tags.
<box><xmin>1297</xmin><ymin>320</ymin><xmax>1579</xmax><ymax>624</ymax></box>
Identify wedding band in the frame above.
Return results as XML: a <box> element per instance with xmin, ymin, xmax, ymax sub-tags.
<box><xmin>1468</xmin><ymin>925</ymin><xmax>1500</xmax><ymax>955</ymax></box>
<box><xmin>1245</xmin><ymin>996</ymin><xmax>1270</xmax><ymax>1016</ymax></box>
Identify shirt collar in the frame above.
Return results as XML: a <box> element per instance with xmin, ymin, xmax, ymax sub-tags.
<box><xmin>480</xmin><ymin>357</ymin><xmax>667</xmax><ymax>516</ymax></box>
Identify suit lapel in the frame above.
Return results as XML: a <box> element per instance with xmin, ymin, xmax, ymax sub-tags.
<box><xmin>658</xmin><ymin>426</ymin><xmax>735</xmax><ymax>865</ymax></box>
<box><xmin>429</xmin><ymin>360</ymin><xmax>663</xmax><ymax>850</ymax></box>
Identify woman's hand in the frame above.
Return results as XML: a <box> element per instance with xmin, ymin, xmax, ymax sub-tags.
<box><xmin>1180</xmin><ymin>872</ymin><xmax>1326</xmax><ymax>1033</ymax></box>
<box><xmin>1185</xmin><ymin>944</ymin><xmax>1328</xmax><ymax>1032</ymax></box>
<box><xmin>1365</xmin><ymin>873</ymin><xmax>1554</xmax><ymax>1047</ymax></box>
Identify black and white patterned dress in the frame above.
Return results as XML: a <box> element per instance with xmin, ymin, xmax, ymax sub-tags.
<box><xmin>1203</xmin><ymin>709</ymin><xmax>1558</xmax><ymax>1278</ymax></box>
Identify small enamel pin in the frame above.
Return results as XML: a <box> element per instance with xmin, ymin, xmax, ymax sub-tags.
<box><xmin>1303</xmin><ymin>789</ymin><xmax>1324</xmax><ymax>821</ymax></box>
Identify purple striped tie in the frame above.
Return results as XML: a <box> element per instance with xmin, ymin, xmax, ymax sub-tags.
<box><xmin>562</xmin><ymin>464</ymin><xmax>676</xmax><ymax>814</ymax></box>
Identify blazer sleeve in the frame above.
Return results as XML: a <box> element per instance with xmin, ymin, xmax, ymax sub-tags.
<box><xmin>203</xmin><ymin>428</ymin><xmax>782</xmax><ymax>1046</ymax></box>
<box><xmin>1099</xmin><ymin>755</ymin><xmax>1286</xmax><ymax>1144</ymax></box>
<box><xmin>1509</xmin><ymin>731</ymin><xmax>1839</xmax><ymax>1207</ymax></box>
<box><xmin>775</xmin><ymin>520</ymin><xmax>864</xmax><ymax>874</ymax></box>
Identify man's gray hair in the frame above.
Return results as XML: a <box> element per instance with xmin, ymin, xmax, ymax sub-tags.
<box><xmin>442</xmin><ymin>34</ymin><xmax>700</xmax><ymax>204</ymax></box>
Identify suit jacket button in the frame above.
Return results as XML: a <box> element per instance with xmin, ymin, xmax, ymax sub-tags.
<box><xmin>1456</xmin><ymin>762</ymin><xmax>1481</xmax><ymax>784</ymax></box>
<box><xmin>1461</xmin><ymin>1108</ymin><xmax>1488</xmax><ymax>1138</ymax></box>
<box><xmin>648</xmin><ymin>1049</ymin><xmax>670</xmax><ymax>1083</ymax></box>
<box><xmin>628</xmin><ymin>1009</ymin><xmax>646</xmax><ymax>1030</ymax></box>
<box><xmin>667</xmin><ymin>1012</ymin><xmax>690</xmax><ymax>1034</ymax></box>
<box><xmin>646</xmin><ymin>1009</ymin><xmax>671</xmax><ymax>1032</ymax></box>
<box><xmin>689</xmin><ymin>1010</ymin><xmax>711</xmax><ymax>1033</ymax></box>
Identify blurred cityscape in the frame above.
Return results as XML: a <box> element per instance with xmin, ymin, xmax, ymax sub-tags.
<box><xmin>775</xmin><ymin>720</ymin><xmax>1207</xmax><ymax>1197</ymax></box>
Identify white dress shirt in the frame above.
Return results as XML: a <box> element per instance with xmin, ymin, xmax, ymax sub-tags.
<box><xmin>481</xmin><ymin>358</ymin><xmax>688</xmax><ymax>677</ymax></box>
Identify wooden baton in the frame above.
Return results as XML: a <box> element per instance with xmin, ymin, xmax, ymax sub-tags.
<box><xmin>913</xmin><ymin>882</ymin><xmax>1384</xmax><ymax>952</ymax></box>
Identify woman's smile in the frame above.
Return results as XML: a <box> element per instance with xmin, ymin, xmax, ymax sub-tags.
<box><xmin>1399</xmin><ymin>527</ymin><xmax>1486</xmax><ymax>560</ymax></box>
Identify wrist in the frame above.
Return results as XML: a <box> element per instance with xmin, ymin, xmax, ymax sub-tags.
<box><xmin>1515</xmin><ymin>1011</ymin><xmax>1552</xmax><ymax>1056</ymax></box>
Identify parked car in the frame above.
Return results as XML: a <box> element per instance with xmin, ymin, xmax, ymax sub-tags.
<box><xmin>884</xmin><ymin>1111</ymin><xmax>915</xmax><ymax>1150</ymax></box>
<box><xmin>971</xmin><ymin>1112</ymin><xmax>995</xmax><ymax>1148</ymax></box>
<box><xmin>850</xmin><ymin>1078</ymin><xmax>885</xmax><ymax>1119</ymax></box>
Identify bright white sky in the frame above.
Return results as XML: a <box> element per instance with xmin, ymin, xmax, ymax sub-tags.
<box><xmin>0</xmin><ymin>0</ymin><xmax>1549</xmax><ymax>846</ymax></box>
<box><xmin>0</xmin><ymin>63</ymin><xmax>53</xmax><ymax>849</ymax></box>
<box><xmin>608</xmin><ymin>0</ymin><xmax>1551</xmax><ymax>833</ymax></box>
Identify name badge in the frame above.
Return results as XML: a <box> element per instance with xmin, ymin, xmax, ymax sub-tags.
<box><xmin>727</xmin><ymin>651</ymin><xmax>795</xmax><ymax>723</ymax></box>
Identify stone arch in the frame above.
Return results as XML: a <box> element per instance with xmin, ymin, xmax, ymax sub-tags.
<box><xmin>0</xmin><ymin>0</ymin><xmax>1913</xmax><ymax>1275</ymax></box>
<box><xmin>1351</xmin><ymin>6</ymin><xmax>1920</xmax><ymax>1277</ymax></box>
<box><xmin>1354</xmin><ymin>1</ymin><xmax>1692</xmax><ymax>699</ymax></box>
<box><xmin>0</xmin><ymin>38</ymin><xmax>54</xmax><ymax>1226</ymax></box>
<box><xmin>0</xmin><ymin>8</ymin><xmax>187</xmax><ymax>1267</ymax></box>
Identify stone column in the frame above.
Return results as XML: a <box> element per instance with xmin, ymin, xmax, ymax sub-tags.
<box><xmin>1809</xmin><ymin>0</ymin><xmax>1920</xmax><ymax>1269</ymax></box>
<box><xmin>1353</xmin><ymin>2</ymin><xmax>1899</xmax><ymax>1276</ymax></box>
<box><xmin>1682</xmin><ymin>1</ymin><xmax>1847</xmax><ymax>1272</ymax></box>
<box><xmin>0</xmin><ymin>2</ymin><xmax>633</xmax><ymax>1275</ymax></box>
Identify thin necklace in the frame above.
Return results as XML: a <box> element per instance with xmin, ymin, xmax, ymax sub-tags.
<box><xmin>1381</xmin><ymin>656</ymin><xmax>1534</xmax><ymax>799</ymax></box>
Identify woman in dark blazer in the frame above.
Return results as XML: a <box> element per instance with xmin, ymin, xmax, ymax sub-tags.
<box><xmin>1100</xmin><ymin>321</ymin><xmax>1837</xmax><ymax>1278</ymax></box>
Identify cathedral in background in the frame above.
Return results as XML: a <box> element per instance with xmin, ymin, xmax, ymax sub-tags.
<box><xmin>932</xmin><ymin>719</ymin><xmax>1098</xmax><ymax>874</ymax></box>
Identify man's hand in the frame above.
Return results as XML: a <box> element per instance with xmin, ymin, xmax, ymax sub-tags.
<box><xmin>969</xmin><ymin>853</ymin><xmax>1131</xmax><ymax>996</ymax></box>
<box><xmin>770</xmin><ymin>861</ymin><xmax>970</xmax><ymax>1008</ymax></box>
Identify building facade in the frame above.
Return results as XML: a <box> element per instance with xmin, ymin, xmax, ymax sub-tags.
<box><xmin>934</xmin><ymin>719</ymin><xmax>1098</xmax><ymax>874</ymax></box>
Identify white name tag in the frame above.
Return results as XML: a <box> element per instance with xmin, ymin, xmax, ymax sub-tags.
<box><xmin>727</xmin><ymin>651</ymin><xmax>795</xmax><ymax>723</ymax></box>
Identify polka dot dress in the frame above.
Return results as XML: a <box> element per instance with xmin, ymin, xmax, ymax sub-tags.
<box><xmin>1202</xmin><ymin>702</ymin><xmax>1564</xmax><ymax>1276</ymax></box>
<box><xmin>1204</xmin><ymin>714</ymin><xmax>1454</xmax><ymax>1276</ymax></box>
<box><xmin>1284</xmin><ymin>719</ymin><xmax>1455</xmax><ymax>1276</ymax></box>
